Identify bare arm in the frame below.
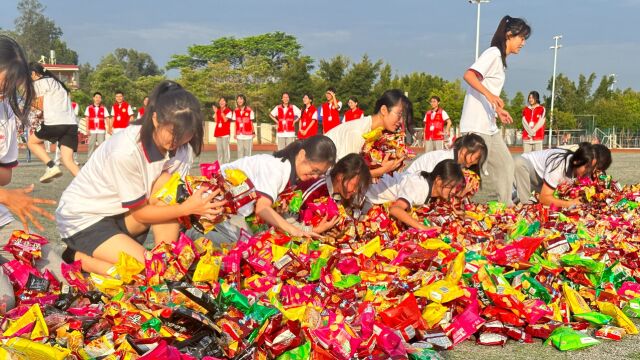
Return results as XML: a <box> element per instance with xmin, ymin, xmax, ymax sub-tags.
<box><xmin>389</xmin><ymin>200</ymin><xmax>428</xmax><ymax>230</ymax></box>
<box><xmin>538</xmin><ymin>182</ymin><xmax>581</xmax><ymax>208</ymax></box>
<box><xmin>130</xmin><ymin>187</ymin><xmax>225</xmax><ymax>224</ymax></box>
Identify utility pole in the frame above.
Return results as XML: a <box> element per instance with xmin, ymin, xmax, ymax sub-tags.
<box><xmin>549</xmin><ymin>35</ymin><xmax>562</xmax><ymax>148</ymax></box>
<box><xmin>468</xmin><ymin>0</ymin><xmax>490</xmax><ymax>60</ymax></box>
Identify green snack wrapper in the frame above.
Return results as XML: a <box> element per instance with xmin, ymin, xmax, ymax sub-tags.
<box><xmin>288</xmin><ymin>190</ymin><xmax>303</xmax><ymax>213</ymax></box>
<box><xmin>276</xmin><ymin>341</ymin><xmax>311</xmax><ymax>360</ymax></box>
<box><xmin>521</xmin><ymin>275</ymin><xmax>552</xmax><ymax>304</ymax></box>
<box><xmin>544</xmin><ymin>326</ymin><xmax>600</xmax><ymax>351</ymax></box>
<box><xmin>560</xmin><ymin>254</ymin><xmax>605</xmax><ymax>274</ymax></box>
<box><xmin>141</xmin><ymin>317</ymin><xmax>162</xmax><ymax>332</ymax></box>
<box><xmin>487</xmin><ymin>201</ymin><xmax>505</xmax><ymax>214</ymax></box>
<box><xmin>221</xmin><ymin>285</ymin><xmax>251</xmax><ymax>314</ymax></box>
<box><xmin>573</xmin><ymin>312</ymin><xmax>613</xmax><ymax>325</ymax></box>
<box><xmin>249</xmin><ymin>303</ymin><xmax>279</xmax><ymax>324</ymax></box>
<box><xmin>622</xmin><ymin>298</ymin><xmax>640</xmax><ymax>318</ymax></box>
<box><xmin>526</xmin><ymin>221</ymin><xmax>541</xmax><ymax>236</ymax></box>
<box><xmin>308</xmin><ymin>258</ymin><xmax>327</xmax><ymax>282</ymax></box>
<box><xmin>509</xmin><ymin>219</ymin><xmax>529</xmax><ymax>241</ymax></box>
<box><xmin>334</xmin><ymin>274</ymin><xmax>361</xmax><ymax>289</ymax></box>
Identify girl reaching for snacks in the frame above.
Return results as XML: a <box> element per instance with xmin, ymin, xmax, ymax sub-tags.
<box><xmin>56</xmin><ymin>81</ymin><xmax>225</xmax><ymax>275</ymax></box>
<box><xmin>365</xmin><ymin>159</ymin><xmax>464</xmax><ymax>230</ymax></box>
<box><xmin>513</xmin><ymin>142</ymin><xmax>609</xmax><ymax>208</ymax></box>
<box><xmin>202</xmin><ymin>135</ymin><xmax>337</xmax><ymax>245</ymax></box>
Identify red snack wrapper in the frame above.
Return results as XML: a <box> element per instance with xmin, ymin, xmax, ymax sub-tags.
<box><xmin>379</xmin><ymin>294</ymin><xmax>427</xmax><ymax>341</ymax></box>
<box><xmin>61</xmin><ymin>261</ymin><xmax>91</xmax><ymax>293</ymax></box>
<box><xmin>595</xmin><ymin>325</ymin><xmax>625</xmax><ymax>341</ymax></box>
<box><xmin>3</xmin><ymin>230</ymin><xmax>48</xmax><ymax>265</ymax></box>
<box><xmin>486</xmin><ymin>237</ymin><xmax>545</xmax><ymax>266</ymax></box>
<box><xmin>444</xmin><ymin>301</ymin><xmax>485</xmax><ymax>347</ymax></box>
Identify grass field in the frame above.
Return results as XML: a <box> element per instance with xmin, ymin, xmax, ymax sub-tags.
<box><xmin>8</xmin><ymin>149</ymin><xmax>640</xmax><ymax>360</ymax></box>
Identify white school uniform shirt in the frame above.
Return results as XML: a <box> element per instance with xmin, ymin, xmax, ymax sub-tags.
<box><xmin>56</xmin><ymin>125</ymin><xmax>193</xmax><ymax>238</ymax></box>
<box><xmin>33</xmin><ymin>77</ymin><xmax>77</xmax><ymax>126</ymax></box>
<box><xmin>0</xmin><ymin>101</ymin><xmax>19</xmax><ymax>227</ymax></box>
<box><xmin>232</xmin><ymin>108</ymin><xmax>256</xmax><ymax>140</ymax></box>
<box><xmin>406</xmin><ymin>149</ymin><xmax>455</xmax><ymax>174</ymax></box>
<box><xmin>220</xmin><ymin>154</ymin><xmax>297</xmax><ymax>217</ymax></box>
<box><xmin>521</xmin><ymin>148</ymin><xmax>573</xmax><ymax>189</ymax></box>
<box><xmin>365</xmin><ymin>172</ymin><xmax>432</xmax><ymax>208</ymax></box>
<box><xmin>459</xmin><ymin>47</ymin><xmax>505</xmax><ymax>136</ymax></box>
<box><xmin>270</xmin><ymin>105</ymin><xmax>301</xmax><ymax>138</ymax></box>
<box><xmin>326</xmin><ymin>115</ymin><xmax>373</xmax><ymax>160</ymax></box>
<box><xmin>84</xmin><ymin>105</ymin><xmax>110</xmax><ymax>134</ymax></box>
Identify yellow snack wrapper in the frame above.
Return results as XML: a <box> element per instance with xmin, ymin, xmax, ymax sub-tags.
<box><xmin>420</xmin><ymin>239</ymin><xmax>451</xmax><ymax>251</ymax></box>
<box><xmin>362</xmin><ymin>127</ymin><xmax>384</xmax><ymax>141</ymax></box>
<box><xmin>192</xmin><ymin>253</ymin><xmax>221</xmax><ymax>283</ymax></box>
<box><xmin>114</xmin><ymin>252</ymin><xmax>145</xmax><ymax>283</ymax></box>
<box><xmin>153</xmin><ymin>172</ymin><xmax>182</xmax><ymax>205</ymax></box>
<box><xmin>271</xmin><ymin>244</ymin><xmax>290</xmax><ymax>262</ymax></box>
<box><xmin>597</xmin><ymin>301</ymin><xmax>639</xmax><ymax>335</ymax></box>
<box><xmin>422</xmin><ymin>302</ymin><xmax>449</xmax><ymax>328</ymax></box>
<box><xmin>2</xmin><ymin>338</ymin><xmax>71</xmax><ymax>360</ymax></box>
<box><xmin>563</xmin><ymin>283</ymin><xmax>591</xmax><ymax>315</ymax></box>
<box><xmin>224</xmin><ymin>168</ymin><xmax>248</xmax><ymax>186</ymax></box>
<box><xmin>3</xmin><ymin>303</ymin><xmax>48</xmax><ymax>339</ymax></box>
<box><xmin>318</xmin><ymin>244</ymin><xmax>337</xmax><ymax>259</ymax></box>
<box><xmin>380</xmin><ymin>248</ymin><xmax>398</xmax><ymax>261</ymax></box>
<box><xmin>354</xmin><ymin>236</ymin><xmax>381</xmax><ymax>258</ymax></box>
<box><xmin>90</xmin><ymin>273</ymin><xmax>124</xmax><ymax>295</ymax></box>
<box><xmin>445</xmin><ymin>251</ymin><xmax>465</xmax><ymax>285</ymax></box>
<box><xmin>414</xmin><ymin>279</ymin><xmax>464</xmax><ymax>303</ymax></box>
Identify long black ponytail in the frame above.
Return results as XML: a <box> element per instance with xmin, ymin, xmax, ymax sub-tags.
<box><xmin>490</xmin><ymin>15</ymin><xmax>531</xmax><ymax>68</ymax></box>
<box><xmin>0</xmin><ymin>35</ymin><xmax>34</xmax><ymax>124</ymax></box>
<box><xmin>545</xmin><ymin>142</ymin><xmax>596</xmax><ymax>178</ymax></box>
<box><xmin>30</xmin><ymin>62</ymin><xmax>69</xmax><ymax>93</ymax></box>
<box><xmin>273</xmin><ymin>135</ymin><xmax>337</xmax><ymax>166</ymax></box>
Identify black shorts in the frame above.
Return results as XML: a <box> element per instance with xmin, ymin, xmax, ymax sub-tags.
<box><xmin>34</xmin><ymin>124</ymin><xmax>78</xmax><ymax>151</ymax></box>
<box><xmin>62</xmin><ymin>214</ymin><xmax>148</xmax><ymax>256</ymax></box>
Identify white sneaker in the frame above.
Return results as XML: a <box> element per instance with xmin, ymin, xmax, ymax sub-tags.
<box><xmin>40</xmin><ymin>166</ymin><xmax>62</xmax><ymax>183</ymax></box>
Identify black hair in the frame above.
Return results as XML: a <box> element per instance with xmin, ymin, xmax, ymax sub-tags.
<box><xmin>273</xmin><ymin>135</ymin><xmax>337</xmax><ymax>167</ymax></box>
<box><xmin>490</xmin><ymin>15</ymin><xmax>531</xmax><ymax>68</ymax></box>
<box><xmin>348</xmin><ymin>96</ymin><xmax>359</xmax><ymax>104</ymax></box>
<box><xmin>452</xmin><ymin>134</ymin><xmax>488</xmax><ymax>175</ymax></box>
<box><xmin>281</xmin><ymin>92</ymin><xmax>290</xmax><ymax>106</ymax></box>
<box><xmin>420</xmin><ymin>159</ymin><xmax>464</xmax><ymax>197</ymax></box>
<box><xmin>592</xmin><ymin>144</ymin><xmax>612</xmax><ymax>173</ymax></box>
<box><xmin>401</xmin><ymin>95</ymin><xmax>415</xmax><ymax>137</ymax></box>
<box><xmin>93</xmin><ymin>92</ymin><xmax>103</xmax><ymax>97</ymax></box>
<box><xmin>303</xmin><ymin>93</ymin><xmax>314</xmax><ymax>103</ymax></box>
<box><xmin>326</xmin><ymin>87</ymin><xmax>336</xmax><ymax>93</ymax></box>
<box><xmin>546</xmin><ymin>142</ymin><xmax>596</xmax><ymax>179</ymax></box>
<box><xmin>0</xmin><ymin>36</ymin><xmax>34</xmax><ymax>124</ymax></box>
<box><xmin>430</xmin><ymin>96</ymin><xmax>441</xmax><ymax>102</ymax></box>
<box><xmin>528</xmin><ymin>91</ymin><xmax>540</xmax><ymax>105</ymax></box>
<box><xmin>236</xmin><ymin>94</ymin><xmax>247</xmax><ymax>106</ymax></box>
<box><xmin>373</xmin><ymin>89</ymin><xmax>406</xmax><ymax>114</ymax></box>
<box><xmin>30</xmin><ymin>62</ymin><xmax>69</xmax><ymax>93</ymax></box>
<box><xmin>139</xmin><ymin>80</ymin><xmax>204</xmax><ymax>156</ymax></box>
<box><xmin>329</xmin><ymin>153</ymin><xmax>372</xmax><ymax>208</ymax></box>
<box><xmin>115</xmin><ymin>90</ymin><xmax>124</xmax><ymax>96</ymax></box>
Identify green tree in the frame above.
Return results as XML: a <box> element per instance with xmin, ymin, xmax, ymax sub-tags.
<box><xmin>89</xmin><ymin>64</ymin><xmax>133</xmax><ymax>105</ymax></box>
<box><xmin>13</xmin><ymin>0</ymin><xmax>78</xmax><ymax>63</ymax></box>
<box><xmin>317</xmin><ymin>55</ymin><xmax>350</xmax><ymax>88</ymax></box>
<box><xmin>275</xmin><ymin>56</ymin><xmax>315</xmax><ymax>105</ymax></box>
<box><xmin>338</xmin><ymin>55</ymin><xmax>382</xmax><ymax>113</ymax></box>
<box><xmin>167</xmin><ymin>32</ymin><xmax>301</xmax><ymax>71</ymax></box>
<box><xmin>109</xmin><ymin>48</ymin><xmax>161</xmax><ymax>78</ymax></box>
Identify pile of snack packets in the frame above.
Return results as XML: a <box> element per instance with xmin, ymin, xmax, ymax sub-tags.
<box><xmin>361</xmin><ymin>127</ymin><xmax>416</xmax><ymax>175</ymax></box>
<box><xmin>4</xmin><ymin>166</ymin><xmax>640</xmax><ymax>359</ymax></box>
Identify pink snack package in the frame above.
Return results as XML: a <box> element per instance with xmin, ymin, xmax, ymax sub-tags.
<box><xmin>1</xmin><ymin>260</ymin><xmax>40</xmax><ymax>290</ymax></box>
<box><xmin>444</xmin><ymin>300</ymin><xmax>485</xmax><ymax>347</ymax></box>
<box><xmin>373</xmin><ymin>323</ymin><xmax>408</xmax><ymax>358</ymax></box>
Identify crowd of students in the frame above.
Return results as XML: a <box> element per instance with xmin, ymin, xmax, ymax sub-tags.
<box><xmin>0</xmin><ymin>14</ymin><xmax>616</xmax><ymax>307</ymax></box>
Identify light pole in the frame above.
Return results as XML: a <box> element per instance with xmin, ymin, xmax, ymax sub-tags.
<box><xmin>469</xmin><ymin>0</ymin><xmax>490</xmax><ymax>60</ymax></box>
<box><xmin>548</xmin><ymin>35</ymin><xmax>562</xmax><ymax>148</ymax></box>
<box><xmin>609</xmin><ymin>73</ymin><xmax>617</xmax><ymax>91</ymax></box>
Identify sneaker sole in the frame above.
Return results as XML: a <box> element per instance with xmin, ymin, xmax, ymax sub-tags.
<box><xmin>40</xmin><ymin>171</ymin><xmax>63</xmax><ymax>183</ymax></box>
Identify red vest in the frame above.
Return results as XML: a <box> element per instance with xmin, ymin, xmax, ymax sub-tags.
<box><xmin>112</xmin><ymin>101</ymin><xmax>131</xmax><ymax>129</ymax></box>
<box><xmin>277</xmin><ymin>105</ymin><xmax>296</xmax><ymax>133</ymax></box>
<box><xmin>214</xmin><ymin>107</ymin><xmax>232</xmax><ymax>137</ymax></box>
<box><xmin>234</xmin><ymin>107</ymin><xmax>254</xmax><ymax>137</ymax></box>
<box><xmin>424</xmin><ymin>108</ymin><xmax>445</xmax><ymax>141</ymax></box>
<box><xmin>138</xmin><ymin>107</ymin><xmax>145</xmax><ymax>118</ymax></box>
<box><xmin>87</xmin><ymin>105</ymin><xmax>107</xmax><ymax>132</ymax></box>
<box><xmin>522</xmin><ymin>105</ymin><xmax>546</xmax><ymax>141</ymax></box>
<box><xmin>322</xmin><ymin>102</ymin><xmax>341</xmax><ymax>133</ymax></box>
<box><xmin>344</xmin><ymin>108</ymin><xmax>363</xmax><ymax>122</ymax></box>
<box><xmin>298</xmin><ymin>105</ymin><xmax>318</xmax><ymax>139</ymax></box>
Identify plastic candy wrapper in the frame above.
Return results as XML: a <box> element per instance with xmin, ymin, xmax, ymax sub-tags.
<box><xmin>544</xmin><ymin>326</ymin><xmax>599</xmax><ymax>351</ymax></box>
<box><xmin>597</xmin><ymin>301</ymin><xmax>639</xmax><ymax>335</ymax></box>
<box><xmin>379</xmin><ymin>294</ymin><xmax>427</xmax><ymax>341</ymax></box>
<box><xmin>1</xmin><ymin>337</ymin><xmax>71</xmax><ymax>360</ymax></box>
<box><xmin>361</xmin><ymin>126</ymin><xmax>415</xmax><ymax>176</ymax></box>
<box><xmin>595</xmin><ymin>325</ymin><xmax>626</xmax><ymax>341</ymax></box>
<box><xmin>572</xmin><ymin>311</ymin><xmax>612</xmax><ymax>326</ymax></box>
<box><xmin>443</xmin><ymin>301</ymin><xmax>485</xmax><ymax>347</ymax></box>
<box><xmin>3</xmin><ymin>230</ymin><xmax>47</xmax><ymax>265</ymax></box>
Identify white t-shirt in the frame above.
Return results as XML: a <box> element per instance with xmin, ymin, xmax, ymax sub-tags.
<box><xmin>270</xmin><ymin>105</ymin><xmax>301</xmax><ymax>138</ymax></box>
<box><xmin>459</xmin><ymin>47</ymin><xmax>506</xmax><ymax>135</ymax></box>
<box><xmin>326</xmin><ymin>116</ymin><xmax>373</xmax><ymax>160</ymax></box>
<box><xmin>521</xmin><ymin>148</ymin><xmax>573</xmax><ymax>189</ymax></box>
<box><xmin>56</xmin><ymin>125</ymin><xmax>193</xmax><ymax>238</ymax></box>
<box><xmin>33</xmin><ymin>77</ymin><xmax>77</xmax><ymax>126</ymax></box>
<box><xmin>0</xmin><ymin>101</ymin><xmax>19</xmax><ymax>227</ymax></box>
<box><xmin>220</xmin><ymin>154</ymin><xmax>295</xmax><ymax>217</ymax></box>
<box><xmin>406</xmin><ymin>149</ymin><xmax>455</xmax><ymax>174</ymax></box>
<box><xmin>84</xmin><ymin>105</ymin><xmax>110</xmax><ymax>134</ymax></box>
<box><xmin>365</xmin><ymin>172</ymin><xmax>432</xmax><ymax>207</ymax></box>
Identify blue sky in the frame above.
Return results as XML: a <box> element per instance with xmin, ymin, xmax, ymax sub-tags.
<box><xmin>1</xmin><ymin>0</ymin><xmax>637</xmax><ymax>98</ymax></box>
